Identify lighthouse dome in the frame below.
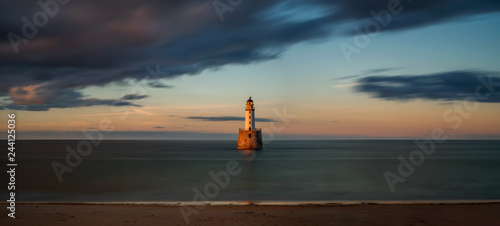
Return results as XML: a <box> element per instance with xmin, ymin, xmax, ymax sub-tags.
<box><xmin>247</xmin><ymin>97</ymin><xmax>253</xmax><ymax>102</ymax></box>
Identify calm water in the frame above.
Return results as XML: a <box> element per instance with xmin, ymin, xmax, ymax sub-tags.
<box><xmin>2</xmin><ymin>140</ymin><xmax>500</xmax><ymax>202</ymax></box>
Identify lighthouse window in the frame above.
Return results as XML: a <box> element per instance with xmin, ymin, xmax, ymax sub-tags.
<box><xmin>249</xmin><ymin>134</ymin><xmax>251</xmax><ymax>138</ymax></box>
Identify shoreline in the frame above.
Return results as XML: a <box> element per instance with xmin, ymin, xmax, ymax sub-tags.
<box><xmin>3</xmin><ymin>202</ymin><xmax>500</xmax><ymax>225</ymax></box>
<box><xmin>12</xmin><ymin>200</ymin><xmax>500</xmax><ymax>206</ymax></box>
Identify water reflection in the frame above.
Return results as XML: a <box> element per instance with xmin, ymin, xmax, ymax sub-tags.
<box><xmin>238</xmin><ymin>149</ymin><xmax>258</xmax><ymax>162</ymax></box>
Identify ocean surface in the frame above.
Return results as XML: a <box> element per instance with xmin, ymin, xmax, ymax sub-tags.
<box><xmin>2</xmin><ymin>140</ymin><xmax>500</xmax><ymax>202</ymax></box>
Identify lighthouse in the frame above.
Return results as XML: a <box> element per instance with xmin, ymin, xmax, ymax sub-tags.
<box><xmin>237</xmin><ymin>97</ymin><xmax>263</xmax><ymax>150</ymax></box>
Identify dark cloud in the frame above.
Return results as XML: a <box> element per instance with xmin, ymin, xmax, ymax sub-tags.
<box><xmin>121</xmin><ymin>94</ymin><xmax>149</xmax><ymax>100</ymax></box>
<box><xmin>0</xmin><ymin>85</ymin><xmax>142</xmax><ymax>111</ymax></box>
<box><xmin>153</xmin><ymin>126</ymin><xmax>164</xmax><ymax>129</ymax></box>
<box><xmin>355</xmin><ymin>70</ymin><xmax>500</xmax><ymax>102</ymax></box>
<box><xmin>1</xmin><ymin>0</ymin><xmax>499</xmax><ymax>110</ymax></box>
<box><xmin>186</xmin><ymin>116</ymin><xmax>276</xmax><ymax>122</ymax></box>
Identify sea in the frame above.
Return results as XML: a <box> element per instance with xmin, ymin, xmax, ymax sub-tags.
<box><xmin>2</xmin><ymin>140</ymin><xmax>500</xmax><ymax>202</ymax></box>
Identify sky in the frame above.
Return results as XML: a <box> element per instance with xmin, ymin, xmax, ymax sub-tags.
<box><xmin>1</xmin><ymin>0</ymin><xmax>500</xmax><ymax>139</ymax></box>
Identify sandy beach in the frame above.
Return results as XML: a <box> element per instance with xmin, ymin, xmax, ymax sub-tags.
<box><xmin>2</xmin><ymin>202</ymin><xmax>500</xmax><ymax>225</ymax></box>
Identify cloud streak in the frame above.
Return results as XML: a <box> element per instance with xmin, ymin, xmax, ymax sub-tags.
<box><xmin>121</xmin><ymin>94</ymin><xmax>149</xmax><ymax>100</ymax></box>
<box><xmin>337</xmin><ymin>67</ymin><xmax>403</xmax><ymax>80</ymax></box>
<box><xmin>332</xmin><ymin>83</ymin><xmax>359</xmax><ymax>89</ymax></box>
<box><xmin>355</xmin><ymin>70</ymin><xmax>500</xmax><ymax>103</ymax></box>
<box><xmin>186</xmin><ymin>116</ymin><xmax>276</xmax><ymax>122</ymax></box>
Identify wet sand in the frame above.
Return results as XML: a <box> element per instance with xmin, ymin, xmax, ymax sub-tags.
<box><xmin>2</xmin><ymin>202</ymin><xmax>500</xmax><ymax>225</ymax></box>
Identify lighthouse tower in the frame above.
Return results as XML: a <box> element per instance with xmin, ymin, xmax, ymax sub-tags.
<box><xmin>237</xmin><ymin>97</ymin><xmax>263</xmax><ymax>150</ymax></box>
<box><xmin>244</xmin><ymin>97</ymin><xmax>255</xmax><ymax>130</ymax></box>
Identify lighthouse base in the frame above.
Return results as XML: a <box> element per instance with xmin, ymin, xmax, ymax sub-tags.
<box><xmin>237</xmin><ymin>129</ymin><xmax>263</xmax><ymax>150</ymax></box>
